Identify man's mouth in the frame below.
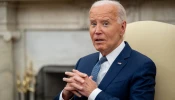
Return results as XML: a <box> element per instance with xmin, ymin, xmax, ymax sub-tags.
<box><xmin>94</xmin><ymin>39</ymin><xmax>105</xmax><ymax>43</ymax></box>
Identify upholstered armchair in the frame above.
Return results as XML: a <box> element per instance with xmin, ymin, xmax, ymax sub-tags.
<box><xmin>125</xmin><ymin>21</ymin><xmax>175</xmax><ymax>100</ymax></box>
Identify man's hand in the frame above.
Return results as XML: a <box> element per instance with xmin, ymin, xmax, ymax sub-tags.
<box><xmin>62</xmin><ymin>83</ymin><xmax>74</xmax><ymax>100</ymax></box>
<box><xmin>63</xmin><ymin>69</ymin><xmax>98</xmax><ymax>98</ymax></box>
<box><xmin>62</xmin><ymin>82</ymin><xmax>81</xmax><ymax>100</ymax></box>
<box><xmin>66</xmin><ymin>70</ymin><xmax>97</xmax><ymax>97</ymax></box>
<box><xmin>62</xmin><ymin>69</ymin><xmax>87</xmax><ymax>99</ymax></box>
<box><xmin>72</xmin><ymin>70</ymin><xmax>97</xmax><ymax>97</ymax></box>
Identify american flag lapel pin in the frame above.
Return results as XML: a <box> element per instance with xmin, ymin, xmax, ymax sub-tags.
<box><xmin>118</xmin><ymin>62</ymin><xmax>122</xmax><ymax>65</ymax></box>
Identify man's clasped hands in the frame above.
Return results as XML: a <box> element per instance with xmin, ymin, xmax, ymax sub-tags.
<box><xmin>62</xmin><ymin>69</ymin><xmax>97</xmax><ymax>99</ymax></box>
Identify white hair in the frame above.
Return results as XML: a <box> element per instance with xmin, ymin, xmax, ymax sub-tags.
<box><xmin>91</xmin><ymin>0</ymin><xmax>126</xmax><ymax>24</ymax></box>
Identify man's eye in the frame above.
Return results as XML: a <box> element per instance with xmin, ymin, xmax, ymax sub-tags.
<box><xmin>91</xmin><ymin>22</ymin><xmax>96</xmax><ymax>26</ymax></box>
<box><xmin>103</xmin><ymin>22</ymin><xmax>109</xmax><ymax>26</ymax></box>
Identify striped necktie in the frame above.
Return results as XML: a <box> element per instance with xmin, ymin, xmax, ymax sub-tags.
<box><xmin>91</xmin><ymin>56</ymin><xmax>107</xmax><ymax>82</ymax></box>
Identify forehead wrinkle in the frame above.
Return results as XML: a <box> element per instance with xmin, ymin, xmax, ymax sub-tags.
<box><xmin>89</xmin><ymin>5</ymin><xmax>118</xmax><ymax>21</ymax></box>
<box><xmin>90</xmin><ymin>8</ymin><xmax>116</xmax><ymax>16</ymax></box>
<box><xmin>90</xmin><ymin>12</ymin><xmax>117</xmax><ymax>21</ymax></box>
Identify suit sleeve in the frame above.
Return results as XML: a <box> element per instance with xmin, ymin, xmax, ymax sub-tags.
<box><xmin>95</xmin><ymin>60</ymin><xmax>156</xmax><ymax>100</ymax></box>
<box><xmin>129</xmin><ymin>60</ymin><xmax>156</xmax><ymax>100</ymax></box>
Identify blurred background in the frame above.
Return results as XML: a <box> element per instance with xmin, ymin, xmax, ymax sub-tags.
<box><xmin>0</xmin><ymin>0</ymin><xmax>174</xmax><ymax>100</ymax></box>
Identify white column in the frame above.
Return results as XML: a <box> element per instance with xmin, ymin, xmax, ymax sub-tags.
<box><xmin>0</xmin><ymin>2</ymin><xmax>18</xmax><ymax>100</ymax></box>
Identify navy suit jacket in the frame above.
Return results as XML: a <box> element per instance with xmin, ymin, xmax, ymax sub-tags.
<box><xmin>54</xmin><ymin>42</ymin><xmax>156</xmax><ymax>100</ymax></box>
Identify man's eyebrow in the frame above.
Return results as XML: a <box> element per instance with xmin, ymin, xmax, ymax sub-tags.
<box><xmin>102</xmin><ymin>19</ymin><xmax>110</xmax><ymax>21</ymax></box>
<box><xmin>100</xmin><ymin>19</ymin><xmax>110</xmax><ymax>22</ymax></box>
<box><xmin>90</xmin><ymin>19</ymin><xmax>95</xmax><ymax>21</ymax></box>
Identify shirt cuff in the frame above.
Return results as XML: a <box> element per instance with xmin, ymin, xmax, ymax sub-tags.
<box><xmin>88</xmin><ymin>88</ymin><xmax>102</xmax><ymax>100</ymax></box>
<box><xmin>59</xmin><ymin>91</ymin><xmax>64</xmax><ymax>100</ymax></box>
<box><xmin>59</xmin><ymin>91</ymin><xmax>74</xmax><ymax>100</ymax></box>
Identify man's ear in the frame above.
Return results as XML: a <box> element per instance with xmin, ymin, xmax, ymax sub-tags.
<box><xmin>120</xmin><ymin>21</ymin><xmax>126</xmax><ymax>36</ymax></box>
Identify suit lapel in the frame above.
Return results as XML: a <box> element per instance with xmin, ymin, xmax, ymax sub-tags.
<box><xmin>86</xmin><ymin>61</ymin><xmax>98</xmax><ymax>76</ymax></box>
<box><xmin>85</xmin><ymin>53</ymin><xmax>99</xmax><ymax>76</ymax></box>
<box><xmin>98</xmin><ymin>42</ymin><xmax>132</xmax><ymax>90</ymax></box>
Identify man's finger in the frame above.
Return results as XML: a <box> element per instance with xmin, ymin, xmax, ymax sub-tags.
<box><xmin>64</xmin><ymin>86</ymin><xmax>75</xmax><ymax>91</ymax></box>
<box><xmin>74</xmin><ymin>76</ymin><xmax>85</xmax><ymax>83</ymax></box>
<box><xmin>65</xmin><ymin>72</ymin><xmax>75</xmax><ymax>77</ymax></box>
<box><xmin>72</xmin><ymin>91</ymin><xmax>82</xmax><ymax>97</ymax></box>
<box><xmin>72</xmin><ymin>69</ymin><xmax>87</xmax><ymax>78</ymax></box>
<box><xmin>70</xmin><ymin>82</ymin><xmax>83</xmax><ymax>90</ymax></box>
<box><xmin>89</xmin><ymin>76</ymin><xmax>93</xmax><ymax>79</ymax></box>
<box><xmin>63</xmin><ymin>77</ymin><xmax>74</xmax><ymax>83</ymax></box>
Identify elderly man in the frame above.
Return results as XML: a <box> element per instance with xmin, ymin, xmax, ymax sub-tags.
<box><xmin>54</xmin><ymin>0</ymin><xmax>156</xmax><ymax>100</ymax></box>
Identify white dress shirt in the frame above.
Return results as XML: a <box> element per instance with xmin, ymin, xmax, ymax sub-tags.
<box><xmin>60</xmin><ymin>41</ymin><xmax>125</xmax><ymax>100</ymax></box>
<box><xmin>88</xmin><ymin>41</ymin><xmax>125</xmax><ymax>100</ymax></box>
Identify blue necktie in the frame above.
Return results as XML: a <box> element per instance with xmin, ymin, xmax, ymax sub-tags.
<box><xmin>91</xmin><ymin>56</ymin><xmax>107</xmax><ymax>82</ymax></box>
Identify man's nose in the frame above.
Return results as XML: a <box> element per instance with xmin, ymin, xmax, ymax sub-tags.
<box><xmin>95</xmin><ymin>24</ymin><xmax>102</xmax><ymax>35</ymax></box>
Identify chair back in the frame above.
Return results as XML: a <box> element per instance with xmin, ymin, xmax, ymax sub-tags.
<box><xmin>125</xmin><ymin>21</ymin><xmax>175</xmax><ymax>100</ymax></box>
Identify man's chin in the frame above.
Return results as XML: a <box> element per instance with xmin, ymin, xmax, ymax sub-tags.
<box><xmin>95</xmin><ymin>47</ymin><xmax>105</xmax><ymax>52</ymax></box>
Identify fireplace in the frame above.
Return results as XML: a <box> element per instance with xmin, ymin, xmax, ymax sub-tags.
<box><xmin>35</xmin><ymin>65</ymin><xmax>74</xmax><ymax>100</ymax></box>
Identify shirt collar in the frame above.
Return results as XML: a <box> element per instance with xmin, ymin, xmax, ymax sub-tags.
<box><xmin>99</xmin><ymin>41</ymin><xmax>125</xmax><ymax>66</ymax></box>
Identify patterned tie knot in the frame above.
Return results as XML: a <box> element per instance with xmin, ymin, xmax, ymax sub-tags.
<box><xmin>91</xmin><ymin>56</ymin><xmax>107</xmax><ymax>82</ymax></box>
<box><xmin>99</xmin><ymin>56</ymin><xmax>107</xmax><ymax>64</ymax></box>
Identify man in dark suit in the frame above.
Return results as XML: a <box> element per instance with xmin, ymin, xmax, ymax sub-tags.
<box><xmin>54</xmin><ymin>0</ymin><xmax>156</xmax><ymax>100</ymax></box>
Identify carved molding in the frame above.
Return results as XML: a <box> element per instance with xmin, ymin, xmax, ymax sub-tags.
<box><xmin>0</xmin><ymin>32</ymin><xmax>12</xmax><ymax>41</ymax></box>
<box><xmin>0</xmin><ymin>31</ymin><xmax>20</xmax><ymax>42</ymax></box>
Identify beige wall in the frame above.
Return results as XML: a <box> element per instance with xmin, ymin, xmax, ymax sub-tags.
<box><xmin>124</xmin><ymin>0</ymin><xmax>175</xmax><ymax>24</ymax></box>
<box><xmin>16</xmin><ymin>1</ymin><xmax>175</xmax><ymax>30</ymax></box>
<box><xmin>17</xmin><ymin>1</ymin><xmax>91</xmax><ymax>30</ymax></box>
